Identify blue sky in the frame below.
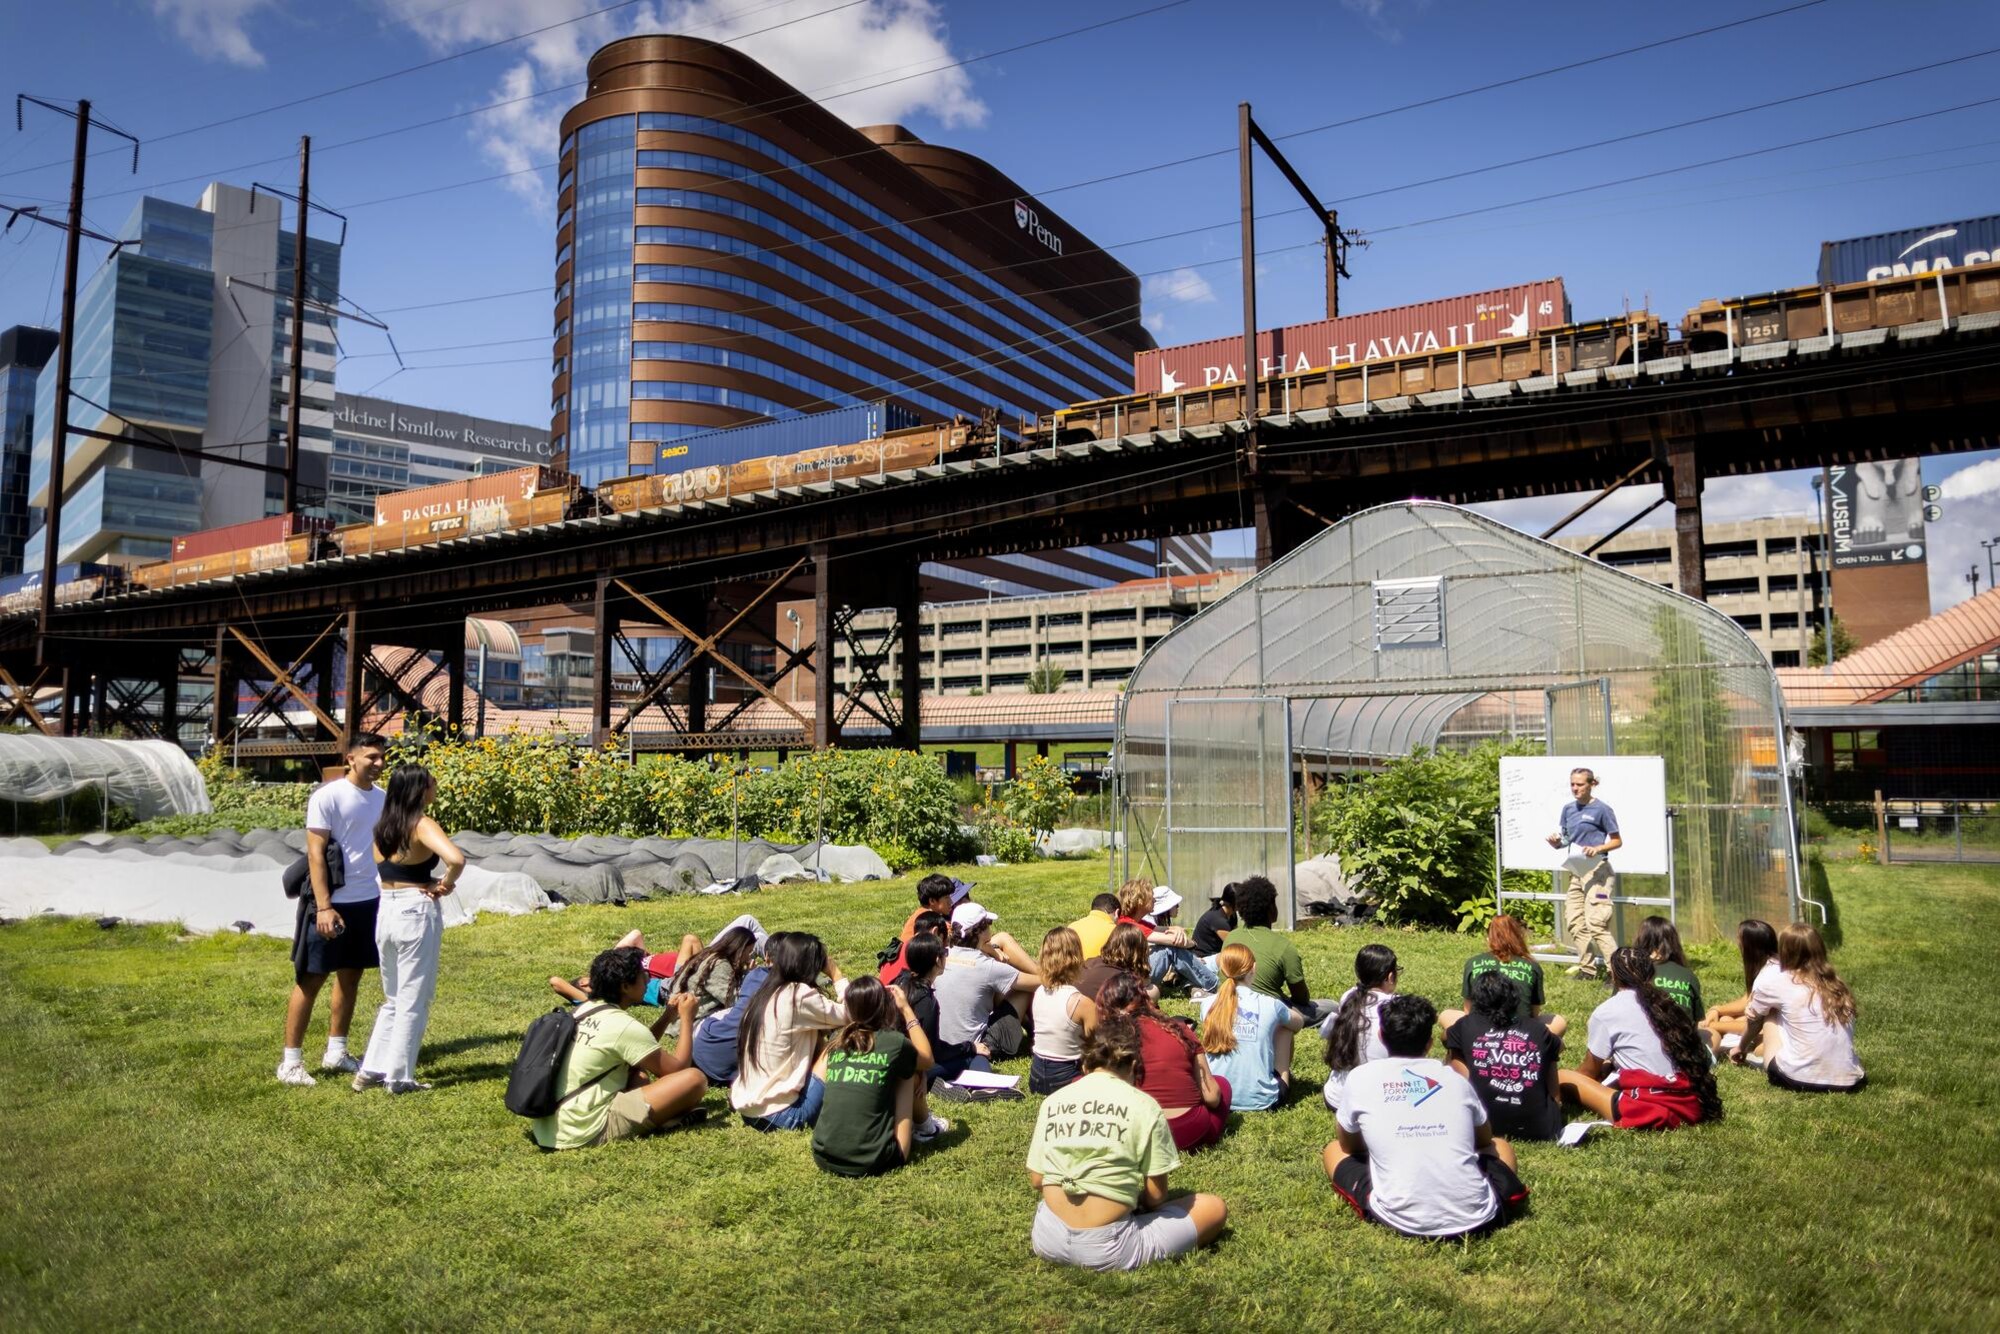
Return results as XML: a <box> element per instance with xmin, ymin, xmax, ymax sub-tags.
<box><xmin>2</xmin><ymin>0</ymin><xmax>1998</xmax><ymax>604</ymax></box>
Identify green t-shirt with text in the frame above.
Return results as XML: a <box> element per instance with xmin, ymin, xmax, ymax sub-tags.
<box><xmin>1462</xmin><ymin>953</ymin><xmax>1545</xmax><ymax>1024</ymax></box>
<box><xmin>811</xmin><ymin>1031</ymin><xmax>919</xmax><ymax>1177</ymax></box>
<box><xmin>1651</xmin><ymin>961</ymin><xmax>1704</xmax><ymax>1018</ymax></box>
<box><xmin>1230</xmin><ymin>925</ymin><xmax>1306</xmax><ymax>1001</ymax></box>
<box><xmin>1027</xmin><ymin>1070</ymin><xmax>1180</xmax><ymax>1208</ymax></box>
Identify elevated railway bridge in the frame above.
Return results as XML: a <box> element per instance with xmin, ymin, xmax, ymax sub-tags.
<box><xmin>5</xmin><ymin>308</ymin><xmax>1997</xmax><ymax>761</ymax></box>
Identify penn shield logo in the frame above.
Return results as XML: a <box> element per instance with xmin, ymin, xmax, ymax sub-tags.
<box><xmin>1013</xmin><ymin>200</ymin><xmax>1029</xmax><ymax>229</ymax></box>
<box><xmin>1013</xmin><ymin>199</ymin><xmax>1064</xmax><ymax>256</ymax></box>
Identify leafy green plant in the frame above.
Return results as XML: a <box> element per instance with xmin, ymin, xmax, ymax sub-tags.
<box><xmin>1001</xmin><ymin>754</ymin><xmax>1077</xmax><ymax>840</ymax></box>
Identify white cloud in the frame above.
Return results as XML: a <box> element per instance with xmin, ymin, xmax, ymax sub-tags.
<box><xmin>1143</xmin><ymin>311</ymin><xmax>1168</xmax><ymax>336</ymax></box>
<box><xmin>380</xmin><ymin>0</ymin><xmax>986</xmax><ymax>210</ymax></box>
<box><xmin>1940</xmin><ymin>455</ymin><xmax>2000</xmax><ymax>502</ymax></box>
<box><xmin>149</xmin><ymin>0</ymin><xmax>280</xmax><ymax>67</ymax></box>
<box><xmin>1341</xmin><ymin>0</ymin><xmax>1430</xmax><ymax>42</ymax></box>
<box><xmin>1143</xmin><ymin>266</ymin><xmax>1216</xmax><ymax>308</ymax></box>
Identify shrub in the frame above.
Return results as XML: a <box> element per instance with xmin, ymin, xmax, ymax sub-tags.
<box><xmin>1312</xmin><ymin>740</ymin><xmax>1542</xmax><ymax>930</ymax></box>
<box><xmin>1001</xmin><ymin>754</ymin><xmax>1077</xmax><ymax>840</ymax></box>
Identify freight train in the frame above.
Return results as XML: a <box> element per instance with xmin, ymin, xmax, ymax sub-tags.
<box><xmin>4</xmin><ymin>260</ymin><xmax>1994</xmax><ymax>619</ymax></box>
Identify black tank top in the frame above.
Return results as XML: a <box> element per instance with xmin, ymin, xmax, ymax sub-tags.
<box><xmin>377</xmin><ymin>848</ymin><xmax>440</xmax><ymax>885</ymax></box>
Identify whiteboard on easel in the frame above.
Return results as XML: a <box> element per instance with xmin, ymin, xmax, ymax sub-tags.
<box><xmin>1499</xmin><ymin>756</ymin><xmax>1669</xmax><ymax>875</ymax></box>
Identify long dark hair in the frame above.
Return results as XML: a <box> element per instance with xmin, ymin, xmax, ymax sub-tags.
<box><xmin>1467</xmin><ymin>970</ymin><xmax>1523</xmax><ymax>1026</ymax></box>
<box><xmin>1098</xmin><ymin>970</ymin><xmax>1204</xmax><ymax>1064</ymax></box>
<box><xmin>832</xmin><ymin>976</ymin><xmax>901</xmax><ymax>1055</ymax></box>
<box><xmin>1608</xmin><ymin>948</ymin><xmax>1722</xmax><ymax>1123</ymax></box>
<box><xmin>373</xmin><ymin>765</ymin><xmax>435</xmax><ymax>859</ymax></box>
<box><xmin>669</xmin><ymin>925</ymin><xmax>758</xmax><ymax>1002</ymax></box>
<box><xmin>736</xmin><ymin>931</ymin><xmax>828</xmax><ymax>1077</ymax></box>
<box><xmin>1636</xmin><ymin>916</ymin><xmax>1689</xmax><ymax>969</ymax></box>
<box><xmin>1325</xmin><ymin>944</ymin><xmax>1398</xmax><ymax>1074</ymax></box>
<box><xmin>1082</xmin><ymin>1014</ymin><xmax>1145</xmax><ymax>1085</ymax></box>
<box><xmin>1736</xmin><ymin>919</ymin><xmax>1779</xmax><ymax>992</ymax></box>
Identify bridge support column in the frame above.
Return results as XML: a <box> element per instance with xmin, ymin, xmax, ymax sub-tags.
<box><xmin>442</xmin><ymin>628</ymin><xmax>467</xmax><ymax>736</ymax></box>
<box><xmin>342</xmin><ymin>610</ymin><xmax>364</xmax><ymax>746</ymax></box>
<box><xmin>158</xmin><ymin>657</ymin><xmax>180</xmax><ymax>750</ymax></box>
<box><xmin>212</xmin><ymin>629</ymin><xmax>237</xmax><ymax>751</ymax></box>
<box><xmin>1667</xmin><ymin>441</ymin><xmax>1706</xmax><ymax>601</ymax></box>
<box><xmin>896</xmin><ymin>561</ymin><xmax>922</xmax><ymax>751</ymax></box>
<box><xmin>1253</xmin><ymin>480</ymin><xmax>1310</xmax><ymax>570</ymax></box>
<box><xmin>813</xmin><ymin>544</ymin><xmax>838</xmax><ymax>750</ymax></box>
<box><xmin>591</xmin><ymin>574</ymin><xmax>618</xmax><ymax>745</ymax></box>
<box><xmin>683</xmin><ymin>599</ymin><xmax>709</xmax><ymax>738</ymax></box>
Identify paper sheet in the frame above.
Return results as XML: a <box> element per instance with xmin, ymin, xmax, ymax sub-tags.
<box><xmin>1561</xmin><ymin>849</ymin><xmax>1600</xmax><ymax>878</ymax></box>
<box><xmin>1559</xmin><ymin>1120</ymin><xmax>1613</xmax><ymax>1148</ymax></box>
<box><xmin>1719</xmin><ymin>1032</ymin><xmax>1742</xmax><ymax>1050</ymax></box>
<box><xmin>944</xmin><ymin>1070</ymin><xmax>1020</xmax><ymax>1091</ymax></box>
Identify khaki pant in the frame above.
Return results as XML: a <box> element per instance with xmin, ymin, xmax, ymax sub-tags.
<box><xmin>1564</xmin><ymin>859</ymin><xmax>1618</xmax><ymax>969</ymax></box>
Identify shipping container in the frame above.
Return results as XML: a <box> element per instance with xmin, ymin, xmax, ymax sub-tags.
<box><xmin>1133</xmin><ymin>279</ymin><xmax>1569</xmax><ymax>395</ymax></box>
<box><xmin>0</xmin><ymin>563</ymin><xmax>121</xmax><ymax>616</ymax></box>
<box><xmin>652</xmin><ymin>403</ymin><xmax>921</xmax><ymax>469</ymax></box>
<box><xmin>128</xmin><ymin>531</ymin><xmax>331</xmax><ymax>591</ymax></box>
<box><xmin>339</xmin><ymin>487</ymin><xmax>583</xmax><ymax>556</ymax></box>
<box><xmin>370</xmin><ymin>465</ymin><xmax>567</xmax><ymax>531</ymax></box>
<box><xmin>1818</xmin><ymin>216</ymin><xmax>2000</xmax><ymax>287</ymax></box>
<box><xmin>0</xmin><ymin>563</ymin><xmax>117</xmax><ymax>599</ymax></box>
<box><xmin>169</xmin><ymin>513</ymin><xmax>327</xmax><ymax>561</ymax></box>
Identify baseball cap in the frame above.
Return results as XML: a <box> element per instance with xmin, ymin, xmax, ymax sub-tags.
<box><xmin>950</xmin><ymin>901</ymin><xmax>997</xmax><ymax>934</ymax></box>
<box><xmin>1151</xmin><ymin>885</ymin><xmax>1183</xmax><ymax>917</ymax></box>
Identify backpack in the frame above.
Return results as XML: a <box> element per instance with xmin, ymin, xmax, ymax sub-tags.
<box><xmin>504</xmin><ymin>1002</ymin><xmax>616</xmax><ymax>1118</ymax></box>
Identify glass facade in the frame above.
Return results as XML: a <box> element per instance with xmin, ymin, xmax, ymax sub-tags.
<box><xmin>1</xmin><ymin>360</ymin><xmax>41</xmax><ymax>575</ymax></box>
<box><xmin>37</xmin><ymin>466</ymin><xmax>203</xmax><ymax>567</ymax></box>
<box><xmin>564</xmin><ymin>115</ymin><xmax>636</xmax><ymax>484</ymax></box>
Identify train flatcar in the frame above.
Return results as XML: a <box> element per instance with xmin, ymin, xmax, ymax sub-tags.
<box><xmin>0</xmin><ymin>563</ymin><xmax>125</xmax><ymax>617</ymax></box>
<box><xmin>129</xmin><ymin>515</ymin><xmax>336</xmax><ymax>592</ymax></box>
<box><xmin>1040</xmin><ymin>312</ymin><xmax>1668</xmax><ymax>443</ymax></box>
<box><xmin>1680</xmin><ymin>260</ymin><xmax>2000</xmax><ymax>353</ymax></box>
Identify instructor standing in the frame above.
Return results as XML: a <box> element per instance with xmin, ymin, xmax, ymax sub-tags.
<box><xmin>1547</xmin><ymin>768</ymin><xmax>1622</xmax><ymax>981</ymax></box>
<box><xmin>280</xmin><ymin>733</ymin><xmax>387</xmax><ymax>1086</ymax></box>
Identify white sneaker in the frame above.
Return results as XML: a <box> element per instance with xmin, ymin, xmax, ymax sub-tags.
<box><xmin>386</xmin><ymin>1079</ymin><xmax>434</xmax><ymax>1095</ymax></box>
<box><xmin>1189</xmin><ymin>986</ymin><xmax>1216</xmax><ymax>1001</ymax></box>
<box><xmin>321</xmin><ymin>1051</ymin><xmax>360</xmax><ymax>1074</ymax></box>
<box><xmin>915</xmin><ymin>1113</ymin><xmax>951</xmax><ymax>1143</ymax></box>
<box><xmin>275</xmin><ymin>1061</ymin><xmax>317</xmax><ymax>1087</ymax></box>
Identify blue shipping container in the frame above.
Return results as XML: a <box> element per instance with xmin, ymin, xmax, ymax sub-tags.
<box><xmin>656</xmin><ymin>403</ymin><xmax>921</xmax><ymax>469</ymax></box>
<box><xmin>0</xmin><ymin>562</ymin><xmax>116</xmax><ymax>598</ymax></box>
<box><xmin>1818</xmin><ymin>215</ymin><xmax>2000</xmax><ymax>287</ymax></box>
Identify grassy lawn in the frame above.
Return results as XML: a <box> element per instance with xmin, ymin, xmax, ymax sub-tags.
<box><xmin>2</xmin><ymin>856</ymin><xmax>1997</xmax><ymax>1331</ymax></box>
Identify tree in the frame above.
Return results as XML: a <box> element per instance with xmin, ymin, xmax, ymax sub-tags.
<box><xmin>1806</xmin><ymin>613</ymin><xmax>1856</xmax><ymax>667</ymax></box>
<box><xmin>1026</xmin><ymin>659</ymin><xmax>1067</xmax><ymax>694</ymax></box>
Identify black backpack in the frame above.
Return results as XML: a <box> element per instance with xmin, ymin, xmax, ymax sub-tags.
<box><xmin>504</xmin><ymin>1002</ymin><xmax>616</xmax><ymax>1118</ymax></box>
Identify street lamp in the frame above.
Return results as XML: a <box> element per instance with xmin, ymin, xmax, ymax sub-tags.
<box><xmin>1808</xmin><ymin>473</ymin><xmax>1835</xmax><ymax>673</ymax></box>
<box><xmin>784</xmin><ymin>607</ymin><xmax>800</xmax><ymax>704</ymax></box>
<box><xmin>979</xmin><ymin>577</ymin><xmax>1001</xmax><ymax>607</ymax></box>
<box><xmin>1982</xmin><ymin>536</ymin><xmax>1999</xmax><ymax>586</ymax></box>
<box><xmin>1971</xmin><ymin>565</ymin><xmax>1984</xmax><ymax>598</ymax></box>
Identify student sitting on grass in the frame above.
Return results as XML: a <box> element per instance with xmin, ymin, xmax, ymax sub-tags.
<box><xmin>1116</xmin><ymin>879</ymin><xmax>1218</xmax><ymax>996</ymax></box>
<box><xmin>1027</xmin><ymin>1016</ymin><xmax>1229</xmax><ymax>1271</ymax></box>
<box><xmin>731</xmin><ymin>932</ymin><xmax>847</xmax><ymax>1132</ymax></box>
<box><xmin>1192</xmin><ymin>883</ymin><xmax>1237</xmax><ymax>960</ymax></box>
<box><xmin>1199</xmin><ymin>942</ymin><xmax>1308</xmax><ymax>1110</ymax></box>
<box><xmin>1444</xmin><ymin>972</ymin><xmax>1566</xmax><ymax>1142</ymax></box>
<box><xmin>1558</xmin><ymin>948</ymin><xmax>1723</xmax><ymax>1130</ymax></box>
<box><xmin>1323</xmin><ymin>994</ymin><xmax>1529</xmax><ymax>1241</ymax></box>
<box><xmin>1734</xmin><ymin>922</ymin><xmax>1864</xmax><ymax>1094</ymax></box>
<box><xmin>1700</xmin><ymin>919</ymin><xmax>1779</xmax><ymax>1055</ymax></box>
<box><xmin>1077</xmin><ymin>924</ymin><xmax>1152</xmax><ymax>1008</ymax></box>
<box><xmin>897</xmin><ymin>932</ymin><xmax>986</xmax><ymax>1090</ymax></box>
<box><xmin>549</xmin><ymin>916</ymin><xmax>764</xmax><ymax>1029</ymax></box>
<box><xmin>1067</xmin><ymin>892</ymin><xmax>1123</xmax><ymax>961</ymax></box>
<box><xmin>1030</xmin><ymin>927</ymin><xmax>1097</xmax><ymax>1095</ymax></box>
<box><xmin>1446</xmin><ymin>914</ymin><xmax>1564</xmax><ymax>1036</ymax></box>
<box><xmin>901</xmin><ymin>874</ymin><xmax>967</xmax><ymax>942</ymax></box>
<box><xmin>529</xmin><ymin>947</ymin><xmax>709</xmax><ymax>1152</ymax></box>
<box><xmin>810</xmin><ymin>976</ymin><xmax>936</xmax><ymax>1176</ymax></box>
<box><xmin>1636</xmin><ymin>916</ymin><xmax>1703</xmax><ymax>1018</ymax></box>
<box><xmin>1229</xmin><ymin>875</ymin><xmax>1331</xmax><ymax>1022</ymax></box>
<box><xmin>934</xmin><ymin>902</ymin><xmax>1042</xmax><ymax>1060</ymax></box>
<box><xmin>1098</xmin><ymin>972</ymin><xmax>1231</xmax><ymax>1152</ymax></box>
<box><xmin>879</xmin><ymin>910</ymin><xmax>947</xmax><ymax>987</ymax></box>
<box><xmin>1321</xmin><ymin>944</ymin><xmax>1398</xmax><ymax>1113</ymax></box>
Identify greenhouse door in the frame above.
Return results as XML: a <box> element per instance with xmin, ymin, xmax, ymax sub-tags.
<box><xmin>1544</xmin><ymin>679</ymin><xmax>1615</xmax><ymax>949</ymax></box>
<box><xmin>1164</xmin><ymin>697</ymin><xmax>1297</xmax><ymax>927</ymax></box>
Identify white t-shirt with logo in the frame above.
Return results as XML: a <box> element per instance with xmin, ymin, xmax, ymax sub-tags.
<box><xmin>1585</xmin><ymin>988</ymin><xmax>1676</xmax><ymax>1078</ymax></box>
<box><xmin>1337</xmin><ymin>1057</ymin><xmax>1498</xmax><ymax>1237</ymax></box>
<box><xmin>304</xmin><ymin>778</ymin><xmax>385</xmax><ymax>906</ymax></box>
<box><xmin>1748</xmin><ymin>968</ymin><xmax>1864</xmax><ymax>1088</ymax></box>
<box><xmin>1319</xmin><ymin>986</ymin><xmax>1393</xmax><ymax>1112</ymax></box>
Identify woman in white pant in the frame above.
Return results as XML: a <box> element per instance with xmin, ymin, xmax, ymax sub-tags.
<box><xmin>355</xmin><ymin>765</ymin><xmax>462</xmax><ymax>1094</ymax></box>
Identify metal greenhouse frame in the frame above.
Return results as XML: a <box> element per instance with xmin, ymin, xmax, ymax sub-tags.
<box><xmin>1112</xmin><ymin>502</ymin><xmax>1806</xmax><ymax>940</ymax></box>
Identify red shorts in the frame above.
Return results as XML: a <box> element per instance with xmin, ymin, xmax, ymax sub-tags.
<box><xmin>1610</xmin><ymin>1069</ymin><xmax>1703</xmax><ymax>1130</ymax></box>
<box><xmin>1167</xmin><ymin>1076</ymin><xmax>1232</xmax><ymax>1152</ymax></box>
<box><xmin>643</xmin><ymin>951</ymin><xmax>678</xmax><ymax>980</ymax></box>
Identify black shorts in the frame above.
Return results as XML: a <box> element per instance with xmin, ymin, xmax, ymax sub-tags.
<box><xmin>291</xmin><ymin>896</ymin><xmax>380</xmax><ymax>982</ymax></box>
<box><xmin>1029</xmin><ymin>1055</ymin><xmax>1082</xmax><ymax>1095</ymax></box>
<box><xmin>1767</xmin><ymin>1065</ymin><xmax>1867</xmax><ymax>1095</ymax></box>
<box><xmin>1330</xmin><ymin>1150</ymin><xmax>1528</xmax><ymax>1240</ymax></box>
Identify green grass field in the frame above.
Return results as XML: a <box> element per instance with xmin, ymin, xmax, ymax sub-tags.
<box><xmin>3</xmin><ymin>856</ymin><xmax>1997</xmax><ymax>1332</ymax></box>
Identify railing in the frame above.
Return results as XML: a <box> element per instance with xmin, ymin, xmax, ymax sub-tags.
<box><xmin>1879</xmin><ymin>797</ymin><xmax>2000</xmax><ymax>865</ymax></box>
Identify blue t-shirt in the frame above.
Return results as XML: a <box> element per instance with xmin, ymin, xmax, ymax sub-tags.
<box><xmin>692</xmin><ymin>965</ymin><xmax>770</xmax><ymax>1085</ymax></box>
<box><xmin>1200</xmin><ymin>987</ymin><xmax>1293</xmax><ymax>1110</ymax></box>
<box><xmin>1560</xmin><ymin>798</ymin><xmax>1620</xmax><ymax>850</ymax></box>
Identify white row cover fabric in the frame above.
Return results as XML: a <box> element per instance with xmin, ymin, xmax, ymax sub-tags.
<box><xmin>0</xmin><ymin>736</ymin><xmax>210</xmax><ymax>819</ymax></box>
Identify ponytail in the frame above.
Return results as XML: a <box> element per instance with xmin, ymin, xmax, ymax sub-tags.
<box><xmin>1325</xmin><ymin>944</ymin><xmax>1397</xmax><ymax>1075</ymax></box>
<box><xmin>1200</xmin><ymin>943</ymin><xmax>1255</xmax><ymax>1055</ymax></box>
<box><xmin>1609</xmin><ymin>948</ymin><xmax>1722</xmax><ymax>1123</ymax></box>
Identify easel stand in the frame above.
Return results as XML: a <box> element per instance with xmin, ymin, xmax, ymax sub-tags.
<box><xmin>1493</xmin><ymin>809</ymin><xmax>1679</xmax><ymax>963</ymax></box>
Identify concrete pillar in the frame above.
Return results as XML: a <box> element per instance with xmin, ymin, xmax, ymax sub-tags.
<box><xmin>813</xmin><ymin>543</ymin><xmax>838</xmax><ymax>750</ymax></box>
<box><xmin>212</xmin><ymin>628</ymin><xmax>237</xmax><ymax>748</ymax></box>
<box><xmin>442</xmin><ymin>628</ymin><xmax>467</xmax><ymax>735</ymax></box>
<box><xmin>1668</xmin><ymin>442</ymin><xmax>1705</xmax><ymax>600</ymax></box>
<box><xmin>341</xmin><ymin>609</ymin><xmax>364</xmax><ymax>746</ymax></box>
<box><xmin>682</xmin><ymin>597</ymin><xmax>708</xmax><ymax>737</ymax></box>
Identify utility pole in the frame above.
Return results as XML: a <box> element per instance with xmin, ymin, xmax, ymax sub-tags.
<box><xmin>1982</xmin><ymin>536</ymin><xmax>1998</xmax><ymax>588</ymax></box>
<box><xmin>282</xmin><ymin>135</ymin><xmax>310</xmax><ymax>514</ymax></box>
<box><xmin>16</xmin><ymin>96</ymin><xmax>137</xmax><ymax>649</ymax></box>
<box><xmin>1237</xmin><ymin>102</ymin><xmax>1258</xmax><ymax>472</ymax></box>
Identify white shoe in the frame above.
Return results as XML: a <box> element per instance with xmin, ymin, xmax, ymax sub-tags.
<box><xmin>352</xmin><ymin>1070</ymin><xmax>388</xmax><ymax>1093</ymax></box>
<box><xmin>386</xmin><ymin>1079</ymin><xmax>434</xmax><ymax>1095</ymax></box>
<box><xmin>915</xmin><ymin>1113</ymin><xmax>951</xmax><ymax>1143</ymax></box>
<box><xmin>275</xmin><ymin>1061</ymin><xmax>317</xmax><ymax>1087</ymax></box>
<box><xmin>321</xmin><ymin>1051</ymin><xmax>360</xmax><ymax>1074</ymax></box>
<box><xmin>1189</xmin><ymin>986</ymin><xmax>1216</xmax><ymax>1001</ymax></box>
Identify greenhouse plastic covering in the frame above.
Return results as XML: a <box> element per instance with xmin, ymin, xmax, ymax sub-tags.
<box><xmin>0</xmin><ymin>736</ymin><xmax>211</xmax><ymax>820</ymax></box>
<box><xmin>1115</xmin><ymin>502</ymin><xmax>1801</xmax><ymax>941</ymax></box>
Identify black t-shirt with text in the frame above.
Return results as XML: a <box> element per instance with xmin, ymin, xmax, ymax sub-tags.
<box><xmin>1444</xmin><ymin>1012</ymin><xmax>1565</xmax><ymax>1142</ymax></box>
<box><xmin>1650</xmin><ymin>961</ymin><xmax>1704</xmax><ymax>1018</ymax></box>
<box><xmin>812</xmin><ymin>1030</ymin><xmax>919</xmax><ymax>1176</ymax></box>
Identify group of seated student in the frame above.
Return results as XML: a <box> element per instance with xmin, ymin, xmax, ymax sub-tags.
<box><xmin>526</xmin><ymin>875</ymin><xmax>1863</xmax><ymax>1266</ymax></box>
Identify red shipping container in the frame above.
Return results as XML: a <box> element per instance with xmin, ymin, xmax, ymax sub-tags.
<box><xmin>170</xmin><ymin>513</ymin><xmax>328</xmax><ymax>561</ymax></box>
<box><xmin>1134</xmin><ymin>279</ymin><xmax>1569</xmax><ymax>395</ymax></box>
<box><xmin>371</xmin><ymin>465</ymin><xmax>563</xmax><ymax>530</ymax></box>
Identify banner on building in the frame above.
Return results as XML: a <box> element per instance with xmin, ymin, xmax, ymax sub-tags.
<box><xmin>1824</xmin><ymin>460</ymin><xmax>1928</xmax><ymax>568</ymax></box>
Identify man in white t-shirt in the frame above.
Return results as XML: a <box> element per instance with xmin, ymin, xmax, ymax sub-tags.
<box><xmin>278</xmin><ymin>733</ymin><xmax>387</xmax><ymax>1087</ymax></box>
<box><xmin>1323</xmin><ymin>994</ymin><xmax>1529</xmax><ymax>1240</ymax></box>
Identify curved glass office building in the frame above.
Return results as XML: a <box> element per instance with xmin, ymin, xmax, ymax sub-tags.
<box><xmin>552</xmin><ymin>35</ymin><xmax>1180</xmax><ymax>594</ymax></box>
